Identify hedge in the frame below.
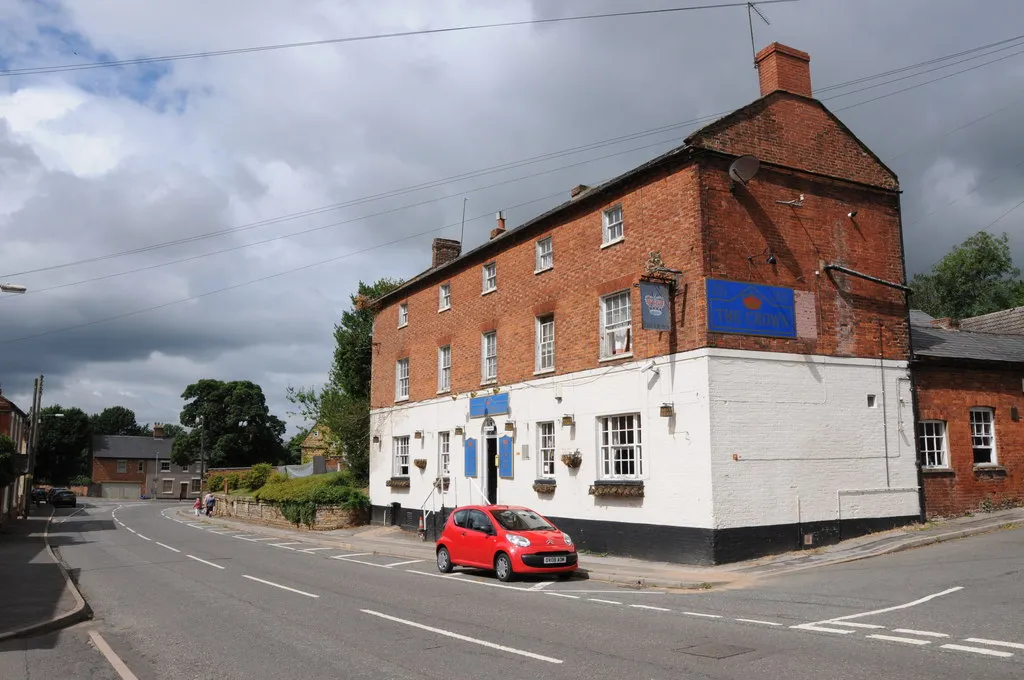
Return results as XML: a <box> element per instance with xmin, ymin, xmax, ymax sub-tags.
<box><xmin>252</xmin><ymin>471</ymin><xmax>368</xmax><ymax>527</ymax></box>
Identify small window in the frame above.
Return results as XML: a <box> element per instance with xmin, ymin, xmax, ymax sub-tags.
<box><xmin>917</xmin><ymin>420</ymin><xmax>948</xmax><ymax>468</ymax></box>
<box><xmin>181</xmin><ymin>465</ymin><xmax>190</xmax><ymax>472</ymax></box>
<box><xmin>969</xmin><ymin>407</ymin><xmax>997</xmax><ymax>465</ymax></box>
<box><xmin>438</xmin><ymin>345</ymin><xmax>451</xmax><ymax>393</ymax></box>
<box><xmin>867</xmin><ymin>394</ymin><xmax>877</xmax><ymax>408</ymax></box>
<box><xmin>393</xmin><ymin>436</ymin><xmax>410</xmax><ymax>477</ymax></box>
<box><xmin>190</xmin><ymin>478</ymin><xmax>202</xmax><ymax>492</ymax></box>
<box><xmin>395</xmin><ymin>358</ymin><xmax>410</xmax><ymax>401</ymax></box>
<box><xmin>599</xmin><ymin>413</ymin><xmax>643</xmax><ymax>479</ymax></box>
<box><xmin>602</xmin><ymin>205</ymin><xmax>624</xmax><ymax>245</ymax></box>
<box><xmin>536</xmin><ymin>315</ymin><xmax>554</xmax><ymax>372</ymax></box>
<box><xmin>536</xmin><ymin>237</ymin><xmax>553</xmax><ymax>272</ymax></box>
<box><xmin>600</xmin><ymin>290</ymin><xmax>632</xmax><ymax>359</ymax></box>
<box><xmin>538</xmin><ymin>422</ymin><xmax>556</xmax><ymax>477</ymax></box>
<box><xmin>482</xmin><ymin>331</ymin><xmax>497</xmax><ymax>383</ymax></box>
<box><xmin>160</xmin><ymin>460</ymin><xmax>170</xmax><ymax>472</ymax></box>
<box><xmin>439</xmin><ymin>283</ymin><xmax>451</xmax><ymax>311</ymax></box>
<box><xmin>398</xmin><ymin>302</ymin><xmax>408</xmax><ymax>328</ymax></box>
<box><xmin>137</xmin><ymin>461</ymin><xmax>144</xmax><ymax>473</ymax></box>
<box><xmin>438</xmin><ymin>431</ymin><xmax>451</xmax><ymax>476</ymax></box>
<box><xmin>482</xmin><ymin>262</ymin><xmax>497</xmax><ymax>293</ymax></box>
<box><xmin>116</xmin><ymin>459</ymin><xmax>127</xmax><ymax>474</ymax></box>
<box><xmin>161</xmin><ymin>479</ymin><xmax>173</xmax><ymax>494</ymax></box>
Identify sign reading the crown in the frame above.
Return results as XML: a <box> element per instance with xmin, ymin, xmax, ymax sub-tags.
<box><xmin>706</xmin><ymin>278</ymin><xmax>796</xmax><ymax>338</ymax></box>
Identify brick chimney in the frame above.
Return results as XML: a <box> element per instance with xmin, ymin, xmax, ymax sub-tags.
<box><xmin>570</xmin><ymin>184</ymin><xmax>589</xmax><ymax>200</ymax></box>
<box><xmin>431</xmin><ymin>238</ymin><xmax>461</xmax><ymax>268</ymax></box>
<box><xmin>755</xmin><ymin>43</ymin><xmax>812</xmax><ymax>98</ymax></box>
<box><xmin>490</xmin><ymin>211</ymin><xmax>506</xmax><ymax>240</ymax></box>
<box><xmin>153</xmin><ymin>423</ymin><xmax>165</xmax><ymax>439</ymax></box>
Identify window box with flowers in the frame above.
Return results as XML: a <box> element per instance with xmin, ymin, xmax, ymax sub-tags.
<box><xmin>589</xmin><ymin>479</ymin><xmax>644</xmax><ymax>498</ymax></box>
<box><xmin>386</xmin><ymin>477</ymin><xmax>411</xmax><ymax>489</ymax></box>
<box><xmin>532</xmin><ymin>479</ymin><xmax>557</xmax><ymax>495</ymax></box>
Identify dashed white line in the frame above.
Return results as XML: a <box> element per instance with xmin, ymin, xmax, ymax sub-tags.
<box><xmin>631</xmin><ymin>604</ymin><xmax>670</xmax><ymax>612</ymax></box>
<box><xmin>269</xmin><ymin>542</ymin><xmax>302</xmax><ymax>550</ymax></box>
<box><xmin>242</xmin><ymin>575</ymin><xmax>319</xmax><ymax>599</ymax></box>
<box><xmin>156</xmin><ymin>542</ymin><xmax>181</xmax><ymax>553</ymax></box>
<box><xmin>187</xmin><ymin>555</ymin><xmax>225</xmax><ymax>570</ymax></box>
<box><xmin>963</xmin><ymin>638</ymin><xmax>1024</xmax><ymax>651</ymax></box>
<box><xmin>940</xmin><ymin>644</ymin><xmax>1013</xmax><ymax>658</ymax></box>
<box><xmin>383</xmin><ymin>559</ymin><xmax>424</xmax><ymax>567</ymax></box>
<box><xmin>793</xmin><ymin>625</ymin><xmax>855</xmax><ymax>635</ymax></box>
<box><xmin>893</xmin><ymin>629</ymin><xmax>949</xmax><ymax>638</ymax></box>
<box><xmin>589</xmin><ymin>598</ymin><xmax>622</xmax><ymax>605</ymax></box>
<box><xmin>298</xmin><ymin>547</ymin><xmax>333</xmax><ymax>553</ymax></box>
<box><xmin>331</xmin><ymin>552</ymin><xmax>372</xmax><ymax>559</ymax></box>
<box><xmin>682</xmin><ymin>611</ymin><xmax>722</xmax><ymax>619</ymax></box>
<box><xmin>529</xmin><ymin>580</ymin><xmax>554</xmax><ymax>591</ymax></box>
<box><xmin>126</xmin><ymin>528</ymin><xmax>137</xmax><ymax>534</ymax></box>
<box><xmin>545</xmin><ymin>592</ymin><xmax>580</xmax><ymax>599</ymax></box>
<box><xmin>361</xmin><ymin>609</ymin><xmax>562</xmax><ymax>664</ymax></box>
<box><xmin>736</xmin><ymin>618</ymin><xmax>782</xmax><ymax>626</ymax></box>
<box><xmin>185</xmin><ymin>524</ymin><xmax>205</xmax><ymax>530</ymax></box>
<box><xmin>136</xmin><ymin>534</ymin><xmax>151</xmax><ymax>541</ymax></box>
<box><xmin>89</xmin><ymin>630</ymin><xmax>140</xmax><ymax>680</ymax></box>
<box><xmin>831</xmin><ymin>621</ymin><xmax>886</xmax><ymax>629</ymax></box>
<box><xmin>867</xmin><ymin>634</ymin><xmax>932</xmax><ymax>646</ymax></box>
<box><xmin>235</xmin><ymin>536</ymin><xmax>276</xmax><ymax>542</ymax></box>
<box><xmin>407</xmin><ymin>569</ymin><xmax>527</xmax><ymax>591</ymax></box>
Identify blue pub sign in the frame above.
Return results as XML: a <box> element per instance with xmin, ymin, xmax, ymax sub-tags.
<box><xmin>706</xmin><ymin>278</ymin><xmax>796</xmax><ymax>338</ymax></box>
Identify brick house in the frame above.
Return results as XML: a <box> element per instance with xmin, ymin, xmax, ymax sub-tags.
<box><xmin>92</xmin><ymin>425</ymin><xmax>198</xmax><ymax>499</ymax></box>
<box><xmin>367</xmin><ymin>43</ymin><xmax>919</xmax><ymax>564</ymax></box>
<box><xmin>0</xmin><ymin>394</ymin><xmax>31</xmax><ymax>525</ymax></box>
<box><xmin>911</xmin><ymin>310</ymin><xmax>1024</xmax><ymax>516</ymax></box>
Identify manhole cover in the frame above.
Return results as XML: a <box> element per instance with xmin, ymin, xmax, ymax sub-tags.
<box><xmin>676</xmin><ymin>643</ymin><xmax>755</xmax><ymax>659</ymax></box>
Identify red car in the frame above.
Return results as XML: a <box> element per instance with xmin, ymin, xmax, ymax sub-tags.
<box><xmin>435</xmin><ymin>505</ymin><xmax>578</xmax><ymax>582</ymax></box>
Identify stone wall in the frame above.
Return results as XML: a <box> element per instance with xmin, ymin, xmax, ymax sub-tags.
<box><xmin>212</xmin><ymin>494</ymin><xmax>367</xmax><ymax>531</ymax></box>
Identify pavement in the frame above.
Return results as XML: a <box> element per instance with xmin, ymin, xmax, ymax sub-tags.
<box><xmin>8</xmin><ymin>499</ymin><xmax>1020</xmax><ymax>679</ymax></box>
<box><xmin>0</xmin><ymin>506</ymin><xmax>90</xmax><ymax>643</ymax></box>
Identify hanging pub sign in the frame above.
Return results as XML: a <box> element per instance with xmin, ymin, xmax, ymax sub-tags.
<box><xmin>639</xmin><ymin>281</ymin><xmax>672</xmax><ymax>331</ymax></box>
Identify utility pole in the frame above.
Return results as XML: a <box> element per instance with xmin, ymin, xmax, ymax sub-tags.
<box><xmin>22</xmin><ymin>375</ymin><xmax>43</xmax><ymax>517</ymax></box>
<box><xmin>199</xmin><ymin>416</ymin><xmax>206</xmax><ymax>481</ymax></box>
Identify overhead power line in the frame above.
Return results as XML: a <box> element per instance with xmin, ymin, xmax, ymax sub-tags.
<box><xmin>0</xmin><ymin>1</ymin><xmax>797</xmax><ymax>77</ymax></box>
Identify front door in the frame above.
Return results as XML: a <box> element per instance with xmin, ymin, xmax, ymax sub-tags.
<box><xmin>485</xmin><ymin>436</ymin><xmax>498</xmax><ymax>504</ymax></box>
<box><xmin>179</xmin><ymin>482</ymin><xmax>189</xmax><ymax>500</ymax></box>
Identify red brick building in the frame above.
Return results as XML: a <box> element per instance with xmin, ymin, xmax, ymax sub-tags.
<box><xmin>368</xmin><ymin>43</ymin><xmax>919</xmax><ymax>564</ymax></box>
<box><xmin>911</xmin><ymin>310</ymin><xmax>1024</xmax><ymax>516</ymax></box>
<box><xmin>92</xmin><ymin>427</ymin><xmax>187</xmax><ymax>500</ymax></box>
<box><xmin>0</xmin><ymin>394</ymin><xmax>31</xmax><ymax>525</ymax></box>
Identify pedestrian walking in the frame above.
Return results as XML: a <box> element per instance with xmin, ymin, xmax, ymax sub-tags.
<box><xmin>203</xmin><ymin>492</ymin><xmax>215</xmax><ymax>517</ymax></box>
<box><xmin>193</xmin><ymin>497</ymin><xmax>202</xmax><ymax>517</ymax></box>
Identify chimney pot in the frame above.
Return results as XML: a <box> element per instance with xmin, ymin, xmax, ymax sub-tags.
<box><xmin>153</xmin><ymin>423</ymin><xmax>165</xmax><ymax>439</ymax></box>
<box><xmin>431</xmin><ymin>238</ymin><xmax>461</xmax><ymax>268</ymax></box>
<box><xmin>570</xmin><ymin>184</ymin><xmax>589</xmax><ymax>199</ymax></box>
<box><xmin>490</xmin><ymin>211</ymin><xmax>506</xmax><ymax>240</ymax></box>
<box><xmin>754</xmin><ymin>42</ymin><xmax>812</xmax><ymax>98</ymax></box>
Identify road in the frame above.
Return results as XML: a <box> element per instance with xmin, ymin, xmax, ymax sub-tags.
<box><xmin>1</xmin><ymin>500</ymin><xmax>1022</xmax><ymax>679</ymax></box>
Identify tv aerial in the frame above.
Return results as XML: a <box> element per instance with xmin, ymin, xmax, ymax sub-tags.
<box><xmin>728</xmin><ymin>154</ymin><xmax>761</xmax><ymax>187</ymax></box>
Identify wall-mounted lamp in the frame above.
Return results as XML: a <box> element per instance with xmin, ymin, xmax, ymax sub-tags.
<box><xmin>372</xmin><ymin>435</ymin><xmax>380</xmax><ymax>444</ymax></box>
<box><xmin>561</xmin><ymin>414</ymin><xmax>575</xmax><ymax>427</ymax></box>
<box><xmin>847</xmin><ymin>210</ymin><xmax>858</xmax><ymax>218</ymax></box>
<box><xmin>454</xmin><ymin>426</ymin><xmax>464</xmax><ymax>436</ymax></box>
<box><xmin>766</xmin><ymin>250</ymin><xmax>777</xmax><ymax>265</ymax></box>
<box><xmin>414</xmin><ymin>430</ymin><xmax>423</xmax><ymax>440</ymax></box>
<box><xmin>504</xmin><ymin>421</ymin><xmax>515</xmax><ymax>432</ymax></box>
<box><xmin>659</xmin><ymin>403</ymin><xmax>675</xmax><ymax>418</ymax></box>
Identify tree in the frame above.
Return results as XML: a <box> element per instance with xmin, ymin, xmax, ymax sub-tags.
<box><xmin>161</xmin><ymin>423</ymin><xmax>187</xmax><ymax>439</ymax></box>
<box><xmin>910</xmin><ymin>231</ymin><xmax>1024</xmax><ymax>319</ymax></box>
<box><xmin>34</xmin><ymin>406</ymin><xmax>92</xmax><ymax>484</ymax></box>
<box><xmin>90</xmin><ymin>406</ymin><xmax>145</xmax><ymax>436</ymax></box>
<box><xmin>171</xmin><ymin>379</ymin><xmax>287</xmax><ymax>468</ymax></box>
<box><xmin>288</xmin><ymin>277</ymin><xmax>402</xmax><ymax>483</ymax></box>
<box><xmin>286</xmin><ymin>427</ymin><xmax>310</xmax><ymax>464</ymax></box>
<box><xmin>0</xmin><ymin>435</ymin><xmax>18</xmax><ymax>489</ymax></box>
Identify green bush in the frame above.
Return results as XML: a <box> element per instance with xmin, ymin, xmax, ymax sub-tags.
<box><xmin>205</xmin><ymin>473</ymin><xmax>225</xmax><ymax>492</ymax></box>
<box><xmin>246</xmin><ymin>463</ymin><xmax>274</xmax><ymax>490</ymax></box>
<box><xmin>252</xmin><ymin>471</ymin><xmax>368</xmax><ymax>526</ymax></box>
<box><xmin>68</xmin><ymin>475</ymin><xmax>92</xmax><ymax>487</ymax></box>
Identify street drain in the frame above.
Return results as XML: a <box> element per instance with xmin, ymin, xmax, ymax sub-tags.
<box><xmin>676</xmin><ymin>643</ymin><xmax>755</xmax><ymax>659</ymax></box>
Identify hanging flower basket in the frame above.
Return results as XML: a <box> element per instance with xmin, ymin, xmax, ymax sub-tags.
<box><xmin>413</xmin><ymin>458</ymin><xmax>428</xmax><ymax>470</ymax></box>
<box><xmin>561</xmin><ymin>451</ymin><xmax>582</xmax><ymax>469</ymax></box>
<box><xmin>433</xmin><ymin>476</ymin><xmax>450</xmax><ymax>491</ymax></box>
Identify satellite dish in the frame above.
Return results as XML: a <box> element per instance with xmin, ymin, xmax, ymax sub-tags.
<box><xmin>728</xmin><ymin>154</ymin><xmax>760</xmax><ymax>185</ymax></box>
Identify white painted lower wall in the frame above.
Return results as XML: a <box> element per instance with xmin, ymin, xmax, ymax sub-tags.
<box><xmin>369</xmin><ymin>348</ymin><xmax>920</xmax><ymax>535</ymax></box>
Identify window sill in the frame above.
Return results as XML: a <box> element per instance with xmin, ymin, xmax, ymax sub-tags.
<box><xmin>534</xmin><ymin>266</ymin><xmax>553</xmax><ymax>275</ymax></box>
<box><xmin>973</xmin><ymin>465</ymin><xmax>1007</xmax><ymax>475</ymax></box>
<box><xmin>481</xmin><ymin>379</ymin><xmax>497</xmax><ymax>386</ymax></box>
<box><xmin>481</xmin><ymin>288</ymin><xmax>497</xmax><ymax>297</ymax></box>
<box><xmin>394</xmin><ymin>397</ymin><xmax>409</xmax><ymax>403</ymax></box>
<box><xmin>398</xmin><ymin>323</ymin><xmax>408</xmax><ymax>329</ymax></box>
<box><xmin>438</xmin><ymin>306</ymin><xmax>450</xmax><ymax>313</ymax></box>
<box><xmin>600</xmin><ymin>237</ymin><xmax>624</xmax><ymax>250</ymax></box>
<box><xmin>436</xmin><ymin>388</ymin><xmax>451</xmax><ymax>395</ymax></box>
<box><xmin>599</xmin><ymin>352</ymin><xmax>633</xmax><ymax>363</ymax></box>
<box><xmin>922</xmin><ymin>467</ymin><xmax>954</xmax><ymax>476</ymax></box>
<box><xmin>534</xmin><ymin>367</ymin><xmax>555</xmax><ymax>376</ymax></box>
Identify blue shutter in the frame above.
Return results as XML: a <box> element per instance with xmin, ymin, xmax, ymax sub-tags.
<box><xmin>464</xmin><ymin>438</ymin><xmax>478</xmax><ymax>478</ymax></box>
<box><xmin>498</xmin><ymin>436</ymin><xmax>513</xmax><ymax>479</ymax></box>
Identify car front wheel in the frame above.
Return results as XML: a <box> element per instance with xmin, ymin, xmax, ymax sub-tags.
<box><xmin>495</xmin><ymin>552</ymin><xmax>514</xmax><ymax>582</ymax></box>
<box><xmin>436</xmin><ymin>546</ymin><xmax>453</xmax><ymax>573</ymax></box>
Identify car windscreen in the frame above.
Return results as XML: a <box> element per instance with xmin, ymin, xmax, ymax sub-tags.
<box><xmin>492</xmin><ymin>509</ymin><xmax>555</xmax><ymax>532</ymax></box>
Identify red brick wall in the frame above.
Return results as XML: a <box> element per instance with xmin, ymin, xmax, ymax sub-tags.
<box><xmin>92</xmin><ymin>458</ymin><xmax>147</xmax><ymax>484</ymax></box>
<box><xmin>915</xmin><ymin>364</ymin><xmax>1024</xmax><ymax>517</ymax></box>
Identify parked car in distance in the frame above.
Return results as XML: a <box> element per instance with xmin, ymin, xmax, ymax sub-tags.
<box><xmin>49</xmin><ymin>489</ymin><xmax>77</xmax><ymax>508</ymax></box>
<box><xmin>31</xmin><ymin>488</ymin><xmax>47</xmax><ymax>505</ymax></box>
<box><xmin>435</xmin><ymin>505</ymin><xmax>578</xmax><ymax>582</ymax></box>
<box><xmin>46</xmin><ymin>487</ymin><xmax>68</xmax><ymax>502</ymax></box>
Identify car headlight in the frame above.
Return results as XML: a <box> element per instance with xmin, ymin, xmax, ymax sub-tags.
<box><xmin>562</xmin><ymin>532</ymin><xmax>573</xmax><ymax>546</ymax></box>
<box><xmin>506</xmin><ymin>533</ymin><xmax>530</xmax><ymax>547</ymax></box>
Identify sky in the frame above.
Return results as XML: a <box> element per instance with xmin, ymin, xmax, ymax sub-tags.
<box><xmin>0</xmin><ymin>0</ymin><xmax>1022</xmax><ymax>432</ymax></box>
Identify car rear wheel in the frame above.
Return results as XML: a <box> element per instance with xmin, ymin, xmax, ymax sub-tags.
<box><xmin>436</xmin><ymin>546</ymin><xmax>453</xmax><ymax>573</ymax></box>
<box><xmin>495</xmin><ymin>552</ymin><xmax>514</xmax><ymax>582</ymax></box>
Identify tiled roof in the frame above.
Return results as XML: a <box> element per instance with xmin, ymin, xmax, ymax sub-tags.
<box><xmin>958</xmin><ymin>306</ymin><xmax>1024</xmax><ymax>335</ymax></box>
<box><xmin>92</xmin><ymin>435</ymin><xmax>174</xmax><ymax>459</ymax></box>
<box><xmin>910</xmin><ymin>311</ymin><xmax>1024</xmax><ymax>364</ymax></box>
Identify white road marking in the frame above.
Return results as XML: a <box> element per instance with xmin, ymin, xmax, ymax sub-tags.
<box><xmin>736</xmin><ymin>618</ymin><xmax>782</xmax><ymax>626</ymax></box>
<box><xmin>235</xmin><ymin>536</ymin><xmax>276</xmax><ymax>542</ymax></box>
<box><xmin>185</xmin><ymin>524</ymin><xmax>205</xmax><ymax>530</ymax></box>
<box><xmin>682</xmin><ymin>611</ymin><xmax>722</xmax><ymax>619</ymax></box>
<box><xmin>794</xmin><ymin>625</ymin><xmax>855</xmax><ymax>635</ymax></box>
<box><xmin>298</xmin><ymin>547</ymin><xmax>334</xmax><ymax>553</ymax></box>
<box><xmin>269</xmin><ymin>542</ymin><xmax>302</xmax><ymax>550</ymax></box>
<box><xmin>867</xmin><ymin>634</ymin><xmax>932</xmax><ymax>646</ymax></box>
<box><xmin>940</xmin><ymin>644</ymin><xmax>1014</xmax><ymax>658</ymax></box>
<box><xmin>631</xmin><ymin>604</ymin><xmax>670</xmax><ymax>612</ymax></box>
<box><xmin>116</xmin><ymin>521</ymin><xmax>125</xmax><ymax>527</ymax></box>
<box><xmin>553</xmin><ymin>589</ymin><xmax>665</xmax><ymax>594</ymax></box>
<box><xmin>187</xmin><ymin>555</ymin><xmax>226</xmax><ymax>570</ymax></box>
<box><xmin>407</xmin><ymin>569</ymin><xmax>528</xmax><ymax>591</ymax></box>
<box><xmin>242</xmin><ymin>575</ymin><xmax>319</xmax><ymax>599</ymax></box>
<box><xmin>383</xmin><ymin>559</ymin><xmax>425</xmax><ymax>567</ymax></box>
<box><xmin>331</xmin><ymin>552</ymin><xmax>372</xmax><ymax>559</ymax></box>
<box><xmin>156</xmin><ymin>542</ymin><xmax>181</xmax><ymax>553</ymax></box>
<box><xmin>207</xmin><ymin>530</ymin><xmax>234</xmax><ymax>534</ymax></box>
<box><xmin>56</xmin><ymin>507</ymin><xmax>86</xmax><ymax>523</ymax></box>
<box><xmin>964</xmin><ymin>638</ymin><xmax>1024</xmax><ymax>650</ymax></box>
<box><xmin>827</xmin><ymin>587</ymin><xmax>964</xmax><ymax>624</ymax></box>
<box><xmin>89</xmin><ymin>631</ymin><xmax>140</xmax><ymax>680</ymax></box>
<box><xmin>893</xmin><ymin>629</ymin><xmax>949</xmax><ymax>638</ymax></box>
<box><xmin>126</xmin><ymin>528</ymin><xmax>137</xmax><ymax>534</ymax></box>
<box><xmin>589</xmin><ymin>598</ymin><xmax>622</xmax><ymax>605</ymax></box>
<box><xmin>136</xmin><ymin>534</ymin><xmax>151</xmax><ymax>541</ymax></box>
<box><xmin>529</xmin><ymin>580</ymin><xmax>554</xmax><ymax>591</ymax></box>
<box><xmin>831</xmin><ymin>621</ymin><xmax>885</xmax><ymax>629</ymax></box>
<box><xmin>361</xmin><ymin>609</ymin><xmax>562</xmax><ymax>664</ymax></box>
<box><xmin>545</xmin><ymin>592</ymin><xmax>580</xmax><ymax>599</ymax></box>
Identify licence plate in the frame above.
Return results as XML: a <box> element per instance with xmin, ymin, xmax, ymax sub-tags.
<box><xmin>543</xmin><ymin>556</ymin><xmax>567</xmax><ymax>565</ymax></box>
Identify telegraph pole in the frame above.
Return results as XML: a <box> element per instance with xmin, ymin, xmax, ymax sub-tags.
<box><xmin>22</xmin><ymin>375</ymin><xmax>43</xmax><ymax>517</ymax></box>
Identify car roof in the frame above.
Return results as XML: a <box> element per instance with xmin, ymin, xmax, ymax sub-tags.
<box><xmin>456</xmin><ymin>505</ymin><xmax>534</xmax><ymax>512</ymax></box>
